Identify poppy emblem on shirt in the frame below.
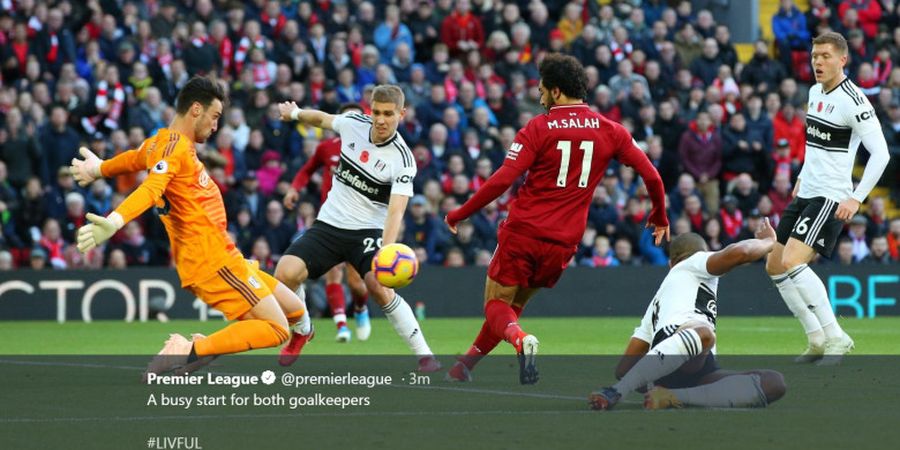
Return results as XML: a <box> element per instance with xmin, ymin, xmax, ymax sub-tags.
<box><xmin>817</xmin><ymin>102</ymin><xmax>823</xmax><ymax>112</ymax></box>
<box><xmin>360</xmin><ymin>150</ymin><xmax>369</xmax><ymax>163</ymax></box>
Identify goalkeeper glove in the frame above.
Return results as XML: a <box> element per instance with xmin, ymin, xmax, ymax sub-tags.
<box><xmin>70</xmin><ymin>147</ymin><xmax>103</xmax><ymax>187</ymax></box>
<box><xmin>77</xmin><ymin>212</ymin><xmax>124</xmax><ymax>253</ymax></box>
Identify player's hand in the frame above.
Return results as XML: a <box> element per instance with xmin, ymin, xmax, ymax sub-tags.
<box><xmin>444</xmin><ymin>215</ymin><xmax>458</xmax><ymax>235</ymax></box>
<box><xmin>283</xmin><ymin>188</ymin><xmax>300</xmax><ymax>210</ymax></box>
<box><xmin>755</xmin><ymin>217</ymin><xmax>776</xmax><ymax>241</ymax></box>
<box><xmin>70</xmin><ymin>147</ymin><xmax>103</xmax><ymax>187</ymax></box>
<box><xmin>279</xmin><ymin>101</ymin><xmax>300</xmax><ymax>121</ymax></box>
<box><xmin>649</xmin><ymin>224</ymin><xmax>670</xmax><ymax>246</ymax></box>
<box><xmin>834</xmin><ymin>198</ymin><xmax>861</xmax><ymax>222</ymax></box>
<box><xmin>77</xmin><ymin>213</ymin><xmax>124</xmax><ymax>253</ymax></box>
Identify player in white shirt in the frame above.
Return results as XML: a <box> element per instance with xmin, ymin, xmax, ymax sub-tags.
<box><xmin>765</xmin><ymin>32</ymin><xmax>890</xmax><ymax>364</ymax></box>
<box><xmin>273</xmin><ymin>86</ymin><xmax>440</xmax><ymax>372</ymax></box>
<box><xmin>590</xmin><ymin>221</ymin><xmax>786</xmax><ymax>410</ymax></box>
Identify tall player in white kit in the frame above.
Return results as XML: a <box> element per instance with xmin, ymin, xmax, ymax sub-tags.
<box><xmin>273</xmin><ymin>86</ymin><xmax>440</xmax><ymax>372</ymax></box>
<box><xmin>590</xmin><ymin>223</ymin><xmax>787</xmax><ymax>411</ymax></box>
<box><xmin>765</xmin><ymin>32</ymin><xmax>890</xmax><ymax>364</ymax></box>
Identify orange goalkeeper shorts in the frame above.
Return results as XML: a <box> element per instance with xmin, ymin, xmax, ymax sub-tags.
<box><xmin>188</xmin><ymin>259</ymin><xmax>279</xmax><ymax>320</ymax></box>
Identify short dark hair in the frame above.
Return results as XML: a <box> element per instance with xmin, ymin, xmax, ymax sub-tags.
<box><xmin>175</xmin><ymin>76</ymin><xmax>226</xmax><ymax>115</ymax></box>
<box><xmin>669</xmin><ymin>232</ymin><xmax>707</xmax><ymax>265</ymax></box>
<box><xmin>812</xmin><ymin>32</ymin><xmax>848</xmax><ymax>55</ymax></box>
<box><xmin>539</xmin><ymin>53</ymin><xmax>588</xmax><ymax>100</ymax></box>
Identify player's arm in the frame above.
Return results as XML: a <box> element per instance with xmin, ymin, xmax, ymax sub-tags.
<box><xmin>291</xmin><ymin>148</ymin><xmax>325</xmax><ymax>192</ymax></box>
<box><xmin>706</xmin><ymin>217</ymin><xmax>776</xmax><ymax>276</ymax></box>
<box><xmin>836</xmin><ymin>107</ymin><xmax>890</xmax><ymax>220</ymax></box>
<box><xmin>77</xmin><ymin>148</ymin><xmax>182</xmax><ymax>253</ymax></box>
<box><xmin>285</xmin><ymin>147</ymin><xmax>326</xmax><ymax>209</ymax></box>
<box><xmin>445</xmin><ymin>128</ymin><xmax>534</xmax><ymax>233</ymax></box>
<box><xmin>384</xmin><ymin>163</ymin><xmax>417</xmax><ymax>244</ymax></box>
<box><xmin>70</xmin><ymin>145</ymin><xmax>145</xmax><ymax>187</ymax></box>
<box><xmin>615</xmin><ymin>128</ymin><xmax>670</xmax><ymax>244</ymax></box>
<box><xmin>279</xmin><ymin>101</ymin><xmax>338</xmax><ymax>130</ymax></box>
<box><xmin>383</xmin><ymin>194</ymin><xmax>409</xmax><ymax>245</ymax></box>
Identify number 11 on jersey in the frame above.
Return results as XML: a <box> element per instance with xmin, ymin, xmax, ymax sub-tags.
<box><xmin>555</xmin><ymin>140</ymin><xmax>594</xmax><ymax>188</ymax></box>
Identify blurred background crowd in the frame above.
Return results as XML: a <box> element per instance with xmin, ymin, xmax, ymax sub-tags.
<box><xmin>0</xmin><ymin>0</ymin><xmax>898</xmax><ymax>272</ymax></box>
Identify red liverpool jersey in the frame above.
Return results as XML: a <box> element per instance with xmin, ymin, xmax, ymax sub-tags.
<box><xmin>291</xmin><ymin>136</ymin><xmax>342</xmax><ymax>203</ymax></box>
<box><xmin>502</xmin><ymin>104</ymin><xmax>655</xmax><ymax>246</ymax></box>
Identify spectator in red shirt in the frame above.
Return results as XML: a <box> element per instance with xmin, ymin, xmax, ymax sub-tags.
<box><xmin>767</xmin><ymin>172</ymin><xmax>793</xmax><ymax>218</ymax></box>
<box><xmin>838</xmin><ymin>0</ymin><xmax>882</xmax><ymax>39</ymax></box>
<box><xmin>440</xmin><ymin>0</ymin><xmax>484</xmax><ymax>57</ymax></box>
<box><xmin>772</xmin><ymin>102</ymin><xmax>805</xmax><ymax>163</ymax></box>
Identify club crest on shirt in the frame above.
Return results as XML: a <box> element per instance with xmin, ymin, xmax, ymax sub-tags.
<box><xmin>360</xmin><ymin>150</ymin><xmax>369</xmax><ymax>163</ymax></box>
<box><xmin>374</xmin><ymin>159</ymin><xmax>387</xmax><ymax>172</ymax></box>
<box><xmin>198</xmin><ymin>170</ymin><xmax>210</xmax><ymax>187</ymax></box>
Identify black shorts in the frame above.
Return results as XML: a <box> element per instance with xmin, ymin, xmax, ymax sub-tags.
<box><xmin>775</xmin><ymin>196</ymin><xmax>843</xmax><ymax>257</ymax></box>
<box><xmin>283</xmin><ymin>220</ymin><xmax>382</xmax><ymax>280</ymax></box>
<box><xmin>655</xmin><ymin>352</ymin><xmax>720</xmax><ymax>389</ymax></box>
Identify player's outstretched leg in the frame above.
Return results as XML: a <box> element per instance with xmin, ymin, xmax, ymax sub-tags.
<box><xmin>591</xmin><ymin>324</ymin><xmax>713</xmax><ymax>411</ymax></box>
<box><xmin>144</xmin><ymin>295</ymin><xmax>296</xmax><ymax>379</ymax></box>
<box><xmin>274</xmin><ymin>256</ymin><xmax>315</xmax><ymax>366</ymax></box>
<box><xmin>645</xmin><ymin>370</ymin><xmax>786</xmax><ymax>409</ymax></box>
<box><xmin>366</xmin><ymin>272</ymin><xmax>440</xmax><ymax>372</ymax></box>
<box><xmin>324</xmin><ymin>264</ymin><xmax>351</xmax><ymax>343</ymax></box>
<box><xmin>447</xmin><ymin>304</ymin><xmax>523</xmax><ymax>382</ymax></box>
<box><xmin>347</xmin><ymin>265</ymin><xmax>371</xmax><ymax>341</ymax></box>
<box><xmin>278</xmin><ymin>284</ymin><xmax>315</xmax><ymax>366</ymax></box>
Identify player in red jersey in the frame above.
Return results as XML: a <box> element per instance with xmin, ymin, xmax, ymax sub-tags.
<box><xmin>283</xmin><ymin>103</ymin><xmax>371</xmax><ymax>344</ymax></box>
<box><xmin>445</xmin><ymin>54</ymin><xmax>670</xmax><ymax>384</ymax></box>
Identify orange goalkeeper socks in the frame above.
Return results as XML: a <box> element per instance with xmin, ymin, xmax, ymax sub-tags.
<box><xmin>193</xmin><ymin>320</ymin><xmax>290</xmax><ymax>356</ymax></box>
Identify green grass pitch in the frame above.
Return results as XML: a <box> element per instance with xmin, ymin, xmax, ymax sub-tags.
<box><xmin>2</xmin><ymin>318</ymin><xmax>898</xmax><ymax>450</ymax></box>
<box><xmin>1</xmin><ymin>316</ymin><xmax>899</xmax><ymax>354</ymax></box>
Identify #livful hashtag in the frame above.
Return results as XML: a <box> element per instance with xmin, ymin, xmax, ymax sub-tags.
<box><xmin>147</xmin><ymin>437</ymin><xmax>156</xmax><ymax>448</ymax></box>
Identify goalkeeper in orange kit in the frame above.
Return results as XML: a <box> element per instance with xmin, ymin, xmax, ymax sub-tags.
<box><xmin>71</xmin><ymin>77</ymin><xmax>314</xmax><ymax>378</ymax></box>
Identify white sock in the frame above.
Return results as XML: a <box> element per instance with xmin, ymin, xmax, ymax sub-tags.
<box><xmin>668</xmin><ymin>374</ymin><xmax>767</xmax><ymax>408</ymax></box>
<box><xmin>789</xmin><ymin>264</ymin><xmax>843</xmax><ymax>339</ymax></box>
<box><xmin>613</xmin><ymin>328</ymin><xmax>703</xmax><ymax>394</ymax></box>
<box><xmin>292</xmin><ymin>285</ymin><xmax>312</xmax><ymax>335</ymax></box>
<box><xmin>771</xmin><ymin>273</ymin><xmax>825</xmax><ymax>346</ymax></box>
<box><xmin>382</xmin><ymin>294</ymin><xmax>432</xmax><ymax>357</ymax></box>
<box><xmin>333</xmin><ymin>314</ymin><xmax>347</xmax><ymax>326</ymax></box>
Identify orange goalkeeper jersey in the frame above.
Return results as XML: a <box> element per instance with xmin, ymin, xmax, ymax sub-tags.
<box><xmin>101</xmin><ymin>128</ymin><xmax>241</xmax><ymax>286</ymax></box>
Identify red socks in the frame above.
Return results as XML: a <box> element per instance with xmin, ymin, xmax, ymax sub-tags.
<box><xmin>325</xmin><ymin>283</ymin><xmax>347</xmax><ymax>329</ymax></box>
<box><xmin>459</xmin><ymin>301</ymin><xmax>526</xmax><ymax>370</ymax></box>
<box><xmin>485</xmin><ymin>299</ymin><xmax>528</xmax><ymax>352</ymax></box>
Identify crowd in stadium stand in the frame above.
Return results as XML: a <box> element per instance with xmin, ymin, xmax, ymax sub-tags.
<box><xmin>0</xmin><ymin>0</ymin><xmax>898</xmax><ymax>272</ymax></box>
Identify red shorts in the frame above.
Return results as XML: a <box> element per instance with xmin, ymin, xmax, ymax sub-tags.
<box><xmin>487</xmin><ymin>227</ymin><xmax>576</xmax><ymax>289</ymax></box>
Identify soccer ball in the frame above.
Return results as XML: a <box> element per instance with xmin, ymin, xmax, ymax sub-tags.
<box><xmin>371</xmin><ymin>243</ymin><xmax>419</xmax><ymax>288</ymax></box>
